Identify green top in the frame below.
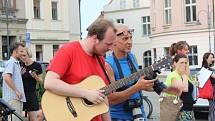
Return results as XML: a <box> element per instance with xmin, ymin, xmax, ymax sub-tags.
<box><xmin>164</xmin><ymin>70</ymin><xmax>182</xmax><ymax>97</ymax></box>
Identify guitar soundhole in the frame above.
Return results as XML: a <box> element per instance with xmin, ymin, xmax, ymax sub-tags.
<box><xmin>83</xmin><ymin>98</ymin><xmax>94</xmax><ymax>106</ymax></box>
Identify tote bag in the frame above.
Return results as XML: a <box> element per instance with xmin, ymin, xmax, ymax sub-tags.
<box><xmin>160</xmin><ymin>97</ymin><xmax>182</xmax><ymax>121</ymax></box>
<box><xmin>198</xmin><ymin>79</ymin><xmax>213</xmax><ymax>100</ymax></box>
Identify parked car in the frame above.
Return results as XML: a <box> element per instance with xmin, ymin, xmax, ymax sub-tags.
<box><xmin>190</xmin><ymin>67</ymin><xmax>210</xmax><ymax>112</ymax></box>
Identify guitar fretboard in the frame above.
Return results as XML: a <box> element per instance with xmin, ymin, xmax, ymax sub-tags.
<box><xmin>100</xmin><ymin>66</ymin><xmax>154</xmax><ymax>96</ymax></box>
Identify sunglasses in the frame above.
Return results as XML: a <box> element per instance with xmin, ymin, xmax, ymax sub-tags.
<box><xmin>116</xmin><ymin>29</ymin><xmax>134</xmax><ymax>36</ymax></box>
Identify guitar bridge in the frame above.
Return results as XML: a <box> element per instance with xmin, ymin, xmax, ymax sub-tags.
<box><xmin>66</xmin><ymin>97</ymin><xmax>77</xmax><ymax>118</ymax></box>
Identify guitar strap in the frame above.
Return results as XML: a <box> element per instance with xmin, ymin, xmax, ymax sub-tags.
<box><xmin>112</xmin><ymin>53</ymin><xmax>138</xmax><ymax>92</ymax></box>
<box><xmin>112</xmin><ymin>52</ymin><xmax>137</xmax><ymax>79</ymax></box>
<box><xmin>96</xmin><ymin>55</ymin><xmax>111</xmax><ymax>84</ymax></box>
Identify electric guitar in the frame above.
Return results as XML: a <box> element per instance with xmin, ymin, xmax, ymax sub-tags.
<box><xmin>41</xmin><ymin>56</ymin><xmax>173</xmax><ymax>121</ymax></box>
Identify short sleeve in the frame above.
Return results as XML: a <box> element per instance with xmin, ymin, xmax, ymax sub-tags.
<box><xmin>165</xmin><ymin>72</ymin><xmax>174</xmax><ymax>86</ymax></box>
<box><xmin>3</xmin><ymin>61</ymin><xmax>14</xmax><ymax>75</ymax></box>
<box><xmin>47</xmin><ymin>47</ymin><xmax>72</xmax><ymax>77</ymax></box>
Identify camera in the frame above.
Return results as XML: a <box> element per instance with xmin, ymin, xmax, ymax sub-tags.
<box><xmin>144</xmin><ymin>72</ymin><xmax>167</xmax><ymax>95</ymax></box>
<box><xmin>132</xmin><ymin>107</ymin><xmax>145</xmax><ymax>121</ymax></box>
<box><xmin>123</xmin><ymin>99</ymin><xmax>146</xmax><ymax>121</ymax></box>
<box><xmin>153</xmin><ymin>79</ymin><xmax>167</xmax><ymax>95</ymax></box>
<box><xmin>123</xmin><ymin>99</ymin><xmax>142</xmax><ymax>111</ymax></box>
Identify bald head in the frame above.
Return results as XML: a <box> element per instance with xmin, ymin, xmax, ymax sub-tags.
<box><xmin>115</xmin><ymin>23</ymin><xmax>129</xmax><ymax>34</ymax></box>
<box><xmin>112</xmin><ymin>24</ymin><xmax>133</xmax><ymax>53</ymax></box>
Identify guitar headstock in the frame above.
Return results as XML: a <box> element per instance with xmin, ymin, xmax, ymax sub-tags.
<box><xmin>152</xmin><ymin>56</ymin><xmax>173</xmax><ymax>72</ymax></box>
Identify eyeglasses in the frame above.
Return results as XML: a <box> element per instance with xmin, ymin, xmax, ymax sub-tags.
<box><xmin>116</xmin><ymin>29</ymin><xmax>134</xmax><ymax>36</ymax></box>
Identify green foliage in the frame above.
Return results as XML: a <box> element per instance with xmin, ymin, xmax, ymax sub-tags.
<box><xmin>189</xmin><ymin>75</ymin><xmax>197</xmax><ymax>85</ymax></box>
<box><xmin>36</xmin><ymin>72</ymin><xmax>46</xmax><ymax>103</ymax></box>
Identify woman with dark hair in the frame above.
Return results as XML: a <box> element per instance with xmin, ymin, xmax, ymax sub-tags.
<box><xmin>169</xmin><ymin>41</ymin><xmax>190</xmax><ymax>57</ymax></box>
<box><xmin>169</xmin><ymin>41</ymin><xmax>190</xmax><ymax>74</ymax></box>
<box><xmin>202</xmin><ymin>52</ymin><xmax>215</xmax><ymax>69</ymax></box>
<box><xmin>162</xmin><ymin>54</ymin><xmax>190</xmax><ymax>121</ymax></box>
<box><xmin>201</xmin><ymin>52</ymin><xmax>215</xmax><ymax>121</ymax></box>
<box><xmin>168</xmin><ymin>41</ymin><xmax>196</xmax><ymax>121</ymax></box>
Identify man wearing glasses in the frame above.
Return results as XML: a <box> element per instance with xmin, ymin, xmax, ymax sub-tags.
<box><xmin>105</xmin><ymin>24</ymin><xmax>180</xmax><ymax>121</ymax></box>
<box><xmin>105</xmin><ymin>24</ymin><xmax>154</xmax><ymax>121</ymax></box>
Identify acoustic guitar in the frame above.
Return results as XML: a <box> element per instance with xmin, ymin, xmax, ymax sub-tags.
<box><xmin>41</xmin><ymin>56</ymin><xmax>172</xmax><ymax>121</ymax></box>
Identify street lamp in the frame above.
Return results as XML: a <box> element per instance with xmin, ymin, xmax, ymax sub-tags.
<box><xmin>196</xmin><ymin>4</ymin><xmax>214</xmax><ymax>53</ymax></box>
<box><xmin>5</xmin><ymin>0</ymin><xmax>10</xmax><ymax>60</ymax></box>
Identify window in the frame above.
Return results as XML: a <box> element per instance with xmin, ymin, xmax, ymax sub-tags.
<box><xmin>2</xmin><ymin>36</ymin><xmax>15</xmax><ymax>60</ymax></box>
<box><xmin>153</xmin><ymin>48</ymin><xmax>157</xmax><ymax>59</ymax></box>
<box><xmin>164</xmin><ymin>47</ymin><xmax>170</xmax><ymax>56</ymax></box>
<box><xmin>185</xmin><ymin>0</ymin><xmax>196</xmax><ymax>22</ymax></box>
<box><xmin>116</xmin><ymin>18</ymin><xmax>124</xmax><ymax>24</ymax></box>
<box><xmin>164</xmin><ymin>0</ymin><xmax>171</xmax><ymax>25</ymax></box>
<box><xmin>143</xmin><ymin>50</ymin><xmax>152</xmax><ymax>67</ymax></box>
<box><xmin>36</xmin><ymin>45</ymin><xmax>43</xmax><ymax>61</ymax></box>
<box><xmin>52</xmin><ymin>1</ymin><xmax>58</xmax><ymax>20</ymax></box>
<box><xmin>33</xmin><ymin>0</ymin><xmax>40</xmax><ymax>19</ymax></box>
<box><xmin>0</xmin><ymin>0</ymin><xmax>16</xmax><ymax>15</ymax></box>
<box><xmin>53</xmin><ymin>45</ymin><xmax>59</xmax><ymax>56</ymax></box>
<box><xmin>120</xmin><ymin>0</ymin><xmax>126</xmax><ymax>9</ymax></box>
<box><xmin>142</xmin><ymin>16</ymin><xmax>151</xmax><ymax>36</ymax></box>
<box><xmin>0</xmin><ymin>0</ymin><xmax>4</xmax><ymax>9</ymax></box>
<box><xmin>12</xmin><ymin>0</ymin><xmax>16</xmax><ymax>9</ymax></box>
<box><xmin>133</xmin><ymin>0</ymin><xmax>139</xmax><ymax>8</ymax></box>
<box><xmin>7</xmin><ymin>0</ymin><xmax>16</xmax><ymax>9</ymax></box>
<box><xmin>188</xmin><ymin>45</ymin><xmax>198</xmax><ymax>65</ymax></box>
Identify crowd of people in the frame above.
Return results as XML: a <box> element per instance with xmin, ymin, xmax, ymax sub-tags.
<box><xmin>1</xmin><ymin>18</ymin><xmax>215</xmax><ymax>121</ymax></box>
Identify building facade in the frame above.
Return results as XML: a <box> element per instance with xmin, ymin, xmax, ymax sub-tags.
<box><xmin>104</xmin><ymin>0</ymin><xmax>215</xmax><ymax>68</ymax></box>
<box><xmin>151</xmin><ymin>0</ymin><xmax>215</xmax><ymax>67</ymax></box>
<box><xmin>103</xmin><ymin>0</ymin><xmax>151</xmax><ymax>67</ymax></box>
<box><xmin>0</xmin><ymin>0</ymin><xmax>81</xmax><ymax>62</ymax></box>
<box><xmin>0</xmin><ymin>0</ymin><xmax>28</xmax><ymax>60</ymax></box>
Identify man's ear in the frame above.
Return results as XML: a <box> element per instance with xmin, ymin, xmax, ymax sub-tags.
<box><xmin>92</xmin><ymin>35</ymin><xmax>99</xmax><ymax>44</ymax></box>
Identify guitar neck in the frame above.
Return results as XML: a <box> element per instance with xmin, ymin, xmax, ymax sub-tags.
<box><xmin>101</xmin><ymin>66</ymin><xmax>154</xmax><ymax>96</ymax></box>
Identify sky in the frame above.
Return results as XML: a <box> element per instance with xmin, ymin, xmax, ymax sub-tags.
<box><xmin>80</xmin><ymin>0</ymin><xmax>109</xmax><ymax>39</ymax></box>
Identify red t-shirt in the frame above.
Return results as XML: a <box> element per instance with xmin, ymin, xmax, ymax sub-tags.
<box><xmin>47</xmin><ymin>41</ymin><xmax>109</xmax><ymax>121</ymax></box>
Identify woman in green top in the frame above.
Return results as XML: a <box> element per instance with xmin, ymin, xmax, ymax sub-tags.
<box><xmin>168</xmin><ymin>41</ymin><xmax>196</xmax><ymax>121</ymax></box>
<box><xmin>161</xmin><ymin>54</ymin><xmax>189</xmax><ymax>121</ymax></box>
<box><xmin>165</xmin><ymin>54</ymin><xmax>189</xmax><ymax>97</ymax></box>
<box><xmin>163</xmin><ymin>54</ymin><xmax>196</xmax><ymax>121</ymax></box>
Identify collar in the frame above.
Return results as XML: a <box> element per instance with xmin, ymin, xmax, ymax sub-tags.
<box><xmin>10</xmin><ymin>56</ymin><xmax>19</xmax><ymax>64</ymax></box>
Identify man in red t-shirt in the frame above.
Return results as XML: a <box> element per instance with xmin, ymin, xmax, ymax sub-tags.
<box><xmin>44</xmin><ymin>18</ymin><xmax>116</xmax><ymax>121</ymax></box>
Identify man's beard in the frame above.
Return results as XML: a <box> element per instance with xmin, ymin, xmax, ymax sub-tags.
<box><xmin>16</xmin><ymin>56</ymin><xmax>21</xmax><ymax>61</ymax></box>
